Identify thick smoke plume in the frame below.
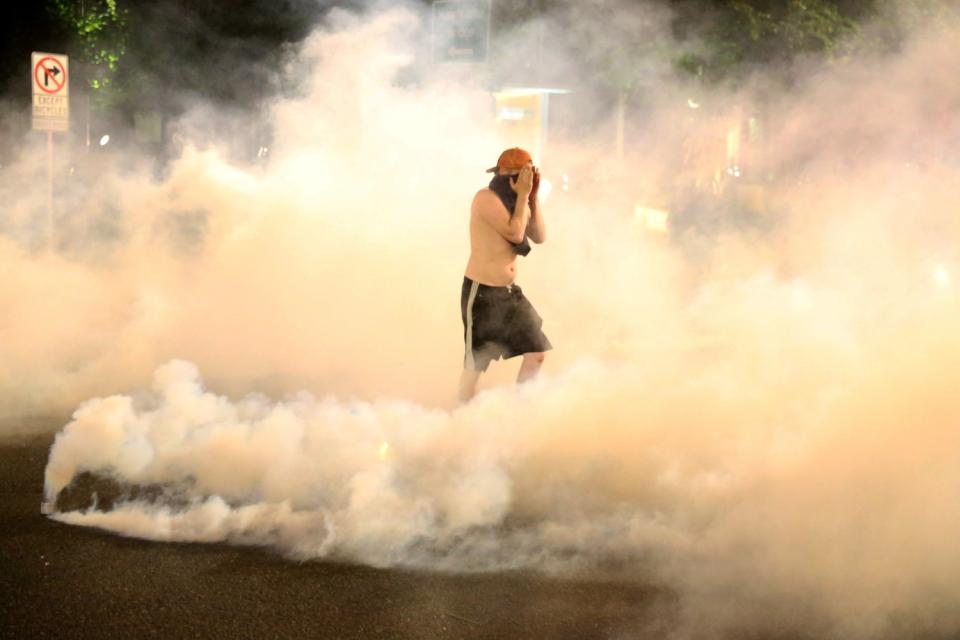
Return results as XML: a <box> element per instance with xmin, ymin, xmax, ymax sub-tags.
<box><xmin>7</xmin><ymin>2</ymin><xmax>960</xmax><ymax>638</ymax></box>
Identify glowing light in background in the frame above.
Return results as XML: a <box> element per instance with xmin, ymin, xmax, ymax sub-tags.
<box><xmin>634</xmin><ymin>204</ymin><xmax>669</xmax><ymax>233</ymax></box>
<box><xmin>539</xmin><ymin>178</ymin><xmax>553</xmax><ymax>202</ymax></box>
<box><xmin>497</xmin><ymin>107</ymin><xmax>526</xmax><ymax>121</ymax></box>
<box><xmin>933</xmin><ymin>265</ymin><xmax>952</xmax><ymax>290</ymax></box>
<box><xmin>790</xmin><ymin>280</ymin><xmax>813</xmax><ymax>309</ymax></box>
<box><xmin>687</xmin><ymin>98</ymin><xmax>701</xmax><ymax>109</ymax></box>
<box><xmin>379</xmin><ymin>440</ymin><xmax>390</xmax><ymax>462</ymax></box>
<box><xmin>99</xmin><ymin>134</ymin><xmax>110</xmax><ymax>147</ymax></box>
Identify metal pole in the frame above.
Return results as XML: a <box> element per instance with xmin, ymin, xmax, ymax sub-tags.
<box><xmin>47</xmin><ymin>130</ymin><xmax>54</xmax><ymax>251</ymax></box>
<box><xmin>615</xmin><ymin>89</ymin><xmax>625</xmax><ymax>159</ymax></box>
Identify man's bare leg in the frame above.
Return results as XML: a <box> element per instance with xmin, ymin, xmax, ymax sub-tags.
<box><xmin>517</xmin><ymin>352</ymin><xmax>545</xmax><ymax>385</ymax></box>
<box><xmin>458</xmin><ymin>368</ymin><xmax>481</xmax><ymax>403</ymax></box>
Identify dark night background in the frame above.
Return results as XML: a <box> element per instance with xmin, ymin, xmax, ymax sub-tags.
<box><xmin>1</xmin><ymin>0</ymin><xmax>897</xmax><ymax>122</ymax></box>
<box><xmin>0</xmin><ymin>0</ymin><xmax>915</xmax><ymax>173</ymax></box>
<box><xmin>1</xmin><ymin>1</ymin><xmax>338</xmax><ymax>99</ymax></box>
<box><xmin>1</xmin><ymin>2</ymin><xmax>346</xmax><ymax>155</ymax></box>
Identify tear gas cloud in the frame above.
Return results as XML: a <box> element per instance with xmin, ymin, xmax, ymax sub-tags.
<box><xmin>4</xmin><ymin>1</ymin><xmax>960</xmax><ymax>638</ymax></box>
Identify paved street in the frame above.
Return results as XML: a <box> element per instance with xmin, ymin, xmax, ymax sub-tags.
<box><xmin>0</xmin><ymin>417</ymin><xmax>671</xmax><ymax>640</ymax></box>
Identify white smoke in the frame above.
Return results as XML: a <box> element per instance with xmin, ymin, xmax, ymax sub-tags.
<box><xmin>14</xmin><ymin>2</ymin><xmax>960</xmax><ymax>638</ymax></box>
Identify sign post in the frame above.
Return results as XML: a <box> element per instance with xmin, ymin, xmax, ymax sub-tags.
<box><xmin>31</xmin><ymin>52</ymin><xmax>69</xmax><ymax>250</ymax></box>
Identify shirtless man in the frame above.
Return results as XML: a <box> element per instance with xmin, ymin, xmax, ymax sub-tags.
<box><xmin>459</xmin><ymin>147</ymin><xmax>551</xmax><ymax>402</ymax></box>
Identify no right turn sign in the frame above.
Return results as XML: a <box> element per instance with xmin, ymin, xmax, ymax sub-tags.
<box><xmin>32</xmin><ymin>52</ymin><xmax>70</xmax><ymax>132</ymax></box>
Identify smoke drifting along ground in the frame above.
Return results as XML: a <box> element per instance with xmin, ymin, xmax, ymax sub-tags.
<box><xmin>4</xmin><ymin>2</ymin><xmax>960</xmax><ymax>638</ymax></box>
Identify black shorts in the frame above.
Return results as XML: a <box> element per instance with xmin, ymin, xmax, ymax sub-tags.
<box><xmin>461</xmin><ymin>277</ymin><xmax>553</xmax><ymax>372</ymax></box>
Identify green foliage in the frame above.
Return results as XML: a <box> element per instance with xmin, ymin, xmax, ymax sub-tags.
<box><xmin>488</xmin><ymin>0</ymin><xmax>956</xmax><ymax>89</ymax></box>
<box><xmin>855</xmin><ymin>0</ymin><xmax>958</xmax><ymax>52</ymax></box>
<box><xmin>674</xmin><ymin>0</ymin><xmax>959</xmax><ymax>84</ymax></box>
<box><xmin>47</xmin><ymin>0</ymin><xmax>128</xmax><ymax>105</ymax></box>
<box><xmin>678</xmin><ymin>0</ymin><xmax>859</xmax><ymax>83</ymax></box>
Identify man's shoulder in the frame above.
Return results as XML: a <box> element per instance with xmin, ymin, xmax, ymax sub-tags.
<box><xmin>473</xmin><ymin>188</ymin><xmax>506</xmax><ymax>212</ymax></box>
<box><xmin>472</xmin><ymin>187</ymin><xmax>496</xmax><ymax>212</ymax></box>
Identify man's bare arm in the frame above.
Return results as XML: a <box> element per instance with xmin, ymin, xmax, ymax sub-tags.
<box><xmin>527</xmin><ymin>196</ymin><xmax>546</xmax><ymax>244</ymax></box>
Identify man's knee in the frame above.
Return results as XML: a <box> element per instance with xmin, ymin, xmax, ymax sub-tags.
<box><xmin>524</xmin><ymin>352</ymin><xmax>546</xmax><ymax>365</ymax></box>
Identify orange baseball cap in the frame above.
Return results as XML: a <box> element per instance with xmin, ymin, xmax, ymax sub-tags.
<box><xmin>486</xmin><ymin>147</ymin><xmax>532</xmax><ymax>173</ymax></box>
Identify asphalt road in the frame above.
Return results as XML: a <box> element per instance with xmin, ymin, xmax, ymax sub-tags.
<box><xmin>0</xmin><ymin>417</ymin><xmax>673</xmax><ymax>640</ymax></box>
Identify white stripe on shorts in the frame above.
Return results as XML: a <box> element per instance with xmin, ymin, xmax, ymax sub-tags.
<box><xmin>464</xmin><ymin>279</ymin><xmax>480</xmax><ymax>370</ymax></box>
